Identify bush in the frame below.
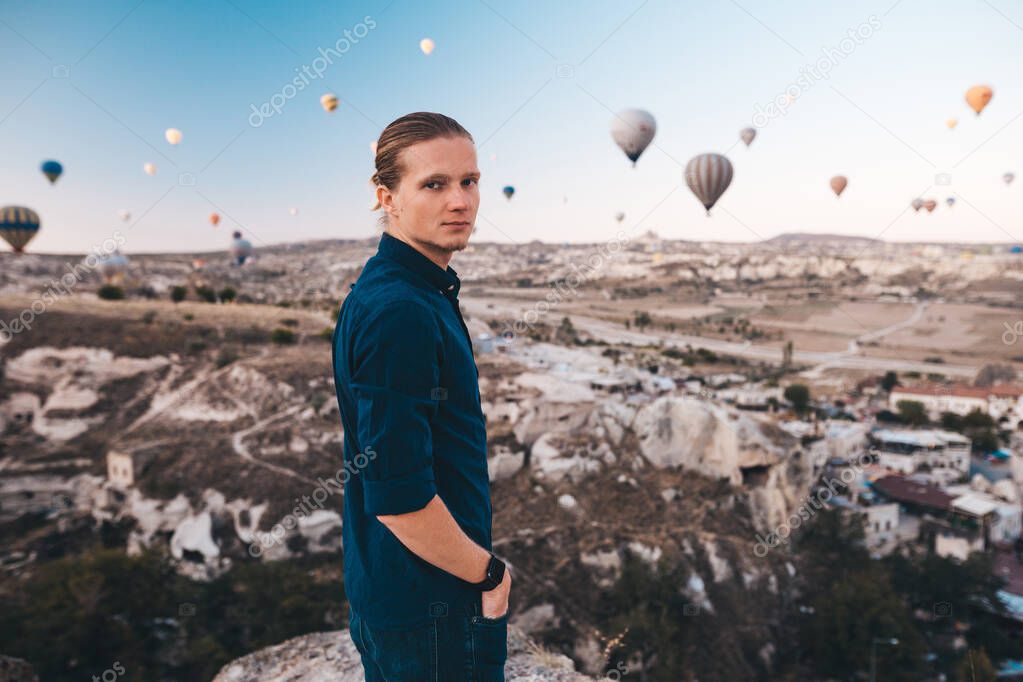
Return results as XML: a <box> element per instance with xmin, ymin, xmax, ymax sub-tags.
<box><xmin>171</xmin><ymin>286</ymin><xmax>188</xmax><ymax>303</ymax></box>
<box><xmin>896</xmin><ymin>400</ymin><xmax>928</xmax><ymax>426</ymax></box>
<box><xmin>319</xmin><ymin>327</ymin><xmax>334</xmax><ymax>341</ymax></box>
<box><xmin>280</xmin><ymin>318</ymin><xmax>299</xmax><ymax>328</ymax></box>
<box><xmin>270</xmin><ymin>328</ymin><xmax>296</xmax><ymax>345</ymax></box>
<box><xmin>215</xmin><ymin>348</ymin><xmax>238</xmax><ymax>368</ymax></box>
<box><xmin>183</xmin><ymin>313</ymin><xmax>194</xmax><ymax>321</ymax></box>
<box><xmin>218</xmin><ymin>287</ymin><xmax>237</xmax><ymax>303</ymax></box>
<box><xmin>184</xmin><ymin>340</ymin><xmax>206</xmax><ymax>355</ymax></box>
<box><xmin>194</xmin><ymin>285</ymin><xmax>216</xmax><ymax>303</ymax></box>
<box><xmin>141</xmin><ymin>310</ymin><xmax>157</xmax><ymax>324</ymax></box>
<box><xmin>784</xmin><ymin>384</ymin><xmax>811</xmax><ymax>414</ymax></box>
<box><xmin>97</xmin><ymin>285</ymin><xmax>124</xmax><ymax>300</ymax></box>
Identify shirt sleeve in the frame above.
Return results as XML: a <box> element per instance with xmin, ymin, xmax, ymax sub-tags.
<box><xmin>348</xmin><ymin>300</ymin><xmax>442</xmax><ymax>516</ymax></box>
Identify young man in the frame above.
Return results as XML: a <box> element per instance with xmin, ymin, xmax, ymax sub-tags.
<box><xmin>332</xmin><ymin>112</ymin><xmax>511</xmax><ymax>680</ymax></box>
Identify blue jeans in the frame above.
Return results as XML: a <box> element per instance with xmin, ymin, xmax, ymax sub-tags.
<box><xmin>349</xmin><ymin>597</ymin><xmax>508</xmax><ymax>681</ymax></box>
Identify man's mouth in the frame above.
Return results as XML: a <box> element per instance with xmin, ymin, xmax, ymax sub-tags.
<box><xmin>442</xmin><ymin>221</ymin><xmax>471</xmax><ymax>228</ymax></box>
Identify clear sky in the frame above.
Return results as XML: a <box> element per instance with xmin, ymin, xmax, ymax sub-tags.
<box><xmin>1</xmin><ymin>0</ymin><xmax>1021</xmax><ymax>253</ymax></box>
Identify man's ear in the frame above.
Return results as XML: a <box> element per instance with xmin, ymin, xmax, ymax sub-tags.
<box><xmin>377</xmin><ymin>185</ymin><xmax>400</xmax><ymax>219</ymax></box>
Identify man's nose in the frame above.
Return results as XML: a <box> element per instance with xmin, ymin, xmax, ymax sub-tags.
<box><xmin>448</xmin><ymin>187</ymin><xmax>470</xmax><ymax>210</ymax></box>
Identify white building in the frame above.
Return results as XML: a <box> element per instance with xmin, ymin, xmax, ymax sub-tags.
<box><xmin>890</xmin><ymin>384</ymin><xmax>1023</xmax><ymax>421</ymax></box>
<box><xmin>870</xmin><ymin>429</ymin><xmax>971</xmax><ymax>476</ymax></box>
<box><xmin>106</xmin><ymin>450</ymin><xmax>156</xmax><ymax>489</ymax></box>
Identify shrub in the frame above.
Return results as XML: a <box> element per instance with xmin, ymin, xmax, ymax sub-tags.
<box><xmin>97</xmin><ymin>285</ymin><xmax>124</xmax><ymax>300</ymax></box>
<box><xmin>171</xmin><ymin>286</ymin><xmax>188</xmax><ymax>303</ymax></box>
<box><xmin>271</xmin><ymin>328</ymin><xmax>296</xmax><ymax>344</ymax></box>
<box><xmin>218</xmin><ymin>287</ymin><xmax>237</xmax><ymax>303</ymax></box>
<box><xmin>194</xmin><ymin>285</ymin><xmax>217</xmax><ymax>303</ymax></box>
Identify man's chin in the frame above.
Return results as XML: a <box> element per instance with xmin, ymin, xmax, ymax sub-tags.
<box><xmin>430</xmin><ymin>235</ymin><xmax>470</xmax><ymax>253</ymax></box>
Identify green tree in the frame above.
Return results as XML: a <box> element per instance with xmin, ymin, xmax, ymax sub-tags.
<box><xmin>783</xmin><ymin>384</ymin><xmax>811</xmax><ymax>415</ymax></box>
<box><xmin>896</xmin><ymin>400</ymin><xmax>928</xmax><ymax>426</ymax></box>
<box><xmin>881</xmin><ymin>371</ymin><xmax>899</xmax><ymax>392</ymax></box>
<box><xmin>97</xmin><ymin>285</ymin><xmax>124</xmax><ymax>300</ymax></box>
<box><xmin>171</xmin><ymin>285</ymin><xmax>188</xmax><ymax>303</ymax></box>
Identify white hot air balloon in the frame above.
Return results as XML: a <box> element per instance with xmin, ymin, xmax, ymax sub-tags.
<box><xmin>610</xmin><ymin>109</ymin><xmax>656</xmax><ymax>167</ymax></box>
<box><xmin>615</xmin><ymin>211</ymin><xmax>625</xmax><ymax>223</ymax></box>
<box><xmin>97</xmin><ymin>250</ymin><xmax>130</xmax><ymax>284</ymax></box>
<box><xmin>911</xmin><ymin>198</ymin><xmax>924</xmax><ymax>212</ymax></box>
<box><xmin>685</xmin><ymin>153</ymin><xmax>734</xmax><ymax>215</ymax></box>
<box><xmin>740</xmin><ymin>127</ymin><xmax>756</xmax><ymax>147</ymax></box>
<box><xmin>230</xmin><ymin>231</ymin><xmax>253</xmax><ymax>265</ymax></box>
<box><xmin>118</xmin><ymin>210</ymin><xmax>131</xmax><ymax>223</ymax></box>
<box><xmin>143</xmin><ymin>163</ymin><xmax>157</xmax><ymax>176</ymax></box>
<box><xmin>1004</xmin><ymin>172</ymin><xmax>1015</xmax><ymax>185</ymax></box>
<box><xmin>370</xmin><ymin>141</ymin><xmax>378</xmax><ymax>155</ymax></box>
<box><xmin>165</xmin><ymin>128</ymin><xmax>182</xmax><ymax>145</ymax></box>
<box><xmin>289</xmin><ymin>207</ymin><xmax>299</xmax><ymax>216</ymax></box>
<box><xmin>420</xmin><ymin>38</ymin><xmax>435</xmax><ymax>55</ymax></box>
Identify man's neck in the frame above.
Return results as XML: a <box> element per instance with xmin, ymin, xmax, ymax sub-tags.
<box><xmin>387</xmin><ymin>228</ymin><xmax>451</xmax><ymax>271</ymax></box>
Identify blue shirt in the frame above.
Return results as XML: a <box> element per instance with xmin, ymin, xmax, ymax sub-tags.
<box><xmin>332</xmin><ymin>231</ymin><xmax>491</xmax><ymax>630</ymax></box>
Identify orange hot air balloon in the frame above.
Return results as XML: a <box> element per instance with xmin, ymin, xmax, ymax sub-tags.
<box><xmin>946</xmin><ymin>118</ymin><xmax>958</xmax><ymax>130</ymax></box>
<box><xmin>965</xmin><ymin>85</ymin><xmax>993</xmax><ymax>115</ymax></box>
<box><xmin>830</xmin><ymin>175</ymin><xmax>848</xmax><ymax>197</ymax></box>
<box><xmin>923</xmin><ymin>199</ymin><xmax>937</xmax><ymax>213</ymax></box>
<box><xmin>209</xmin><ymin>212</ymin><xmax>221</xmax><ymax>227</ymax></box>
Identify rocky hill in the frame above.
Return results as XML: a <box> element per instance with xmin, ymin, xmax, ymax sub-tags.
<box><xmin>212</xmin><ymin>626</ymin><xmax>593</xmax><ymax>681</ymax></box>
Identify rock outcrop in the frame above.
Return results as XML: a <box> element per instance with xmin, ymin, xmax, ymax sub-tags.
<box><xmin>212</xmin><ymin>626</ymin><xmax>594</xmax><ymax>681</ymax></box>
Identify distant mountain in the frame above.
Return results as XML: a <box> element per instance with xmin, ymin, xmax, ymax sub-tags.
<box><xmin>764</xmin><ymin>232</ymin><xmax>881</xmax><ymax>246</ymax></box>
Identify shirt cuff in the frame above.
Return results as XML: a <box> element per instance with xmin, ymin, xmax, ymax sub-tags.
<box><xmin>364</xmin><ymin>465</ymin><xmax>437</xmax><ymax>516</ymax></box>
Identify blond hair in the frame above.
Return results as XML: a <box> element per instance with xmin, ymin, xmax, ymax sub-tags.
<box><xmin>370</xmin><ymin>112</ymin><xmax>473</xmax><ymax>223</ymax></box>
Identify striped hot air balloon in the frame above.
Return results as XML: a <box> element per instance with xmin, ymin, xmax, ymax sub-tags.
<box><xmin>684</xmin><ymin>153</ymin><xmax>733</xmax><ymax>215</ymax></box>
<box><xmin>0</xmin><ymin>206</ymin><xmax>41</xmax><ymax>253</ymax></box>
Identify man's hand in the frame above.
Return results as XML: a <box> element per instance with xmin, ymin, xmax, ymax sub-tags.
<box><xmin>481</xmin><ymin>568</ymin><xmax>511</xmax><ymax>619</ymax></box>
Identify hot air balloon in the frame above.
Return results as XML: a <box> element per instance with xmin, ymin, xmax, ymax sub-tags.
<box><xmin>320</xmin><ymin>94</ymin><xmax>339</xmax><ymax>112</ymax></box>
<box><xmin>615</xmin><ymin>211</ymin><xmax>625</xmax><ymax>223</ymax></box>
<box><xmin>685</xmin><ymin>153</ymin><xmax>733</xmax><ymax>215</ymax></box>
<box><xmin>0</xmin><ymin>206</ymin><xmax>40</xmax><ymax>253</ymax></box>
<box><xmin>1010</xmin><ymin>246</ymin><xmax>1022</xmax><ymax>254</ymax></box>
<box><xmin>420</xmin><ymin>38</ymin><xmax>435</xmax><ymax>55</ymax></box>
<box><xmin>230</xmin><ymin>231</ymin><xmax>253</xmax><ymax>265</ymax></box>
<box><xmin>740</xmin><ymin>127</ymin><xmax>756</xmax><ymax>147</ymax></box>
<box><xmin>144</xmin><ymin>163</ymin><xmax>157</xmax><ymax>176</ymax></box>
<box><xmin>1004</xmin><ymin>172</ymin><xmax>1015</xmax><ymax>185</ymax></box>
<box><xmin>965</xmin><ymin>85</ymin><xmax>993</xmax><ymax>115</ymax></box>
<box><xmin>209</xmin><ymin>212</ymin><xmax>221</xmax><ymax>227</ymax></box>
<box><xmin>165</xmin><ymin>128</ymin><xmax>182</xmax><ymax>145</ymax></box>
<box><xmin>40</xmin><ymin>160</ymin><xmax>63</xmax><ymax>184</ymax></box>
<box><xmin>946</xmin><ymin>118</ymin><xmax>958</xmax><ymax>130</ymax></box>
<box><xmin>192</xmin><ymin>258</ymin><xmax>206</xmax><ymax>270</ymax></box>
<box><xmin>911</xmin><ymin>198</ymin><xmax>924</xmax><ymax>212</ymax></box>
<box><xmin>97</xmin><ymin>251</ymin><xmax>130</xmax><ymax>284</ymax></box>
<box><xmin>502</xmin><ymin>186</ymin><xmax>515</xmax><ymax>200</ymax></box>
<box><xmin>289</xmin><ymin>207</ymin><xmax>299</xmax><ymax>216</ymax></box>
<box><xmin>923</xmin><ymin>199</ymin><xmax>937</xmax><ymax>213</ymax></box>
<box><xmin>610</xmin><ymin>109</ymin><xmax>656</xmax><ymax>167</ymax></box>
<box><xmin>118</xmin><ymin>209</ymin><xmax>131</xmax><ymax>223</ymax></box>
<box><xmin>946</xmin><ymin>197</ymin><xmax>955</xmax><ymax>208</ymax></box>
<box><xmin>370</xmin><ymin>141</ymin><xmax>378</xmax><ymax>155</ymax></box>
<box><xmin>830</xmin><ymin>175</ymin><xmax>848</xmax><ymax>197</ymax></box>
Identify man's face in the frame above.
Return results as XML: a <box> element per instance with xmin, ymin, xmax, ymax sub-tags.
<box><xmin>383</xmin><ymin>135</ymin><xmax>480</xmax><ymax>261</ymax></box>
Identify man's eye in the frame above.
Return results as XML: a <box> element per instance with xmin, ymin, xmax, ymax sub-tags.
<box><xmin>462</xmin><ymin>178</ymin><xmax>478</xmax><ymax>186</ymax></box>
<box><xmin>425</xmin><ymin>181</ymin><xmax>443</xmax><ymax>190</ymax></box>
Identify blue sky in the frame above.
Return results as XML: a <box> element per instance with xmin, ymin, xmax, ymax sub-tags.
<box><xmin>1</xmin><ymin>0</ymin><xmax>1022</xmax><ymax>253</ymax></box>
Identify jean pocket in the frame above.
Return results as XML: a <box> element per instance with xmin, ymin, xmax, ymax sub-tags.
<box><xmin>471</xmin><ymin>613</ymin><xmax>508</xmax><ymax>678</ymax></box>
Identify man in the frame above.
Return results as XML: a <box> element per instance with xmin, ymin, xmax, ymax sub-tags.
<box><xmin>332</xmin><ymin>112</ymin><xmax>511</xmax><ymax>681</ymax></box>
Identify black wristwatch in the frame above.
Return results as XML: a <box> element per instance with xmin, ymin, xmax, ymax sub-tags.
<box><xmin>470</xmin><ymin>553</ymin><xmax>505</xmax><ymax>591</ymax></box>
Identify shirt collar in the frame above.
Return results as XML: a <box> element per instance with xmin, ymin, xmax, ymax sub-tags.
<box><xmin>376</xmin><ymin>231</ymin><xmax>461</xmax><ymax>298</ymax></box>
